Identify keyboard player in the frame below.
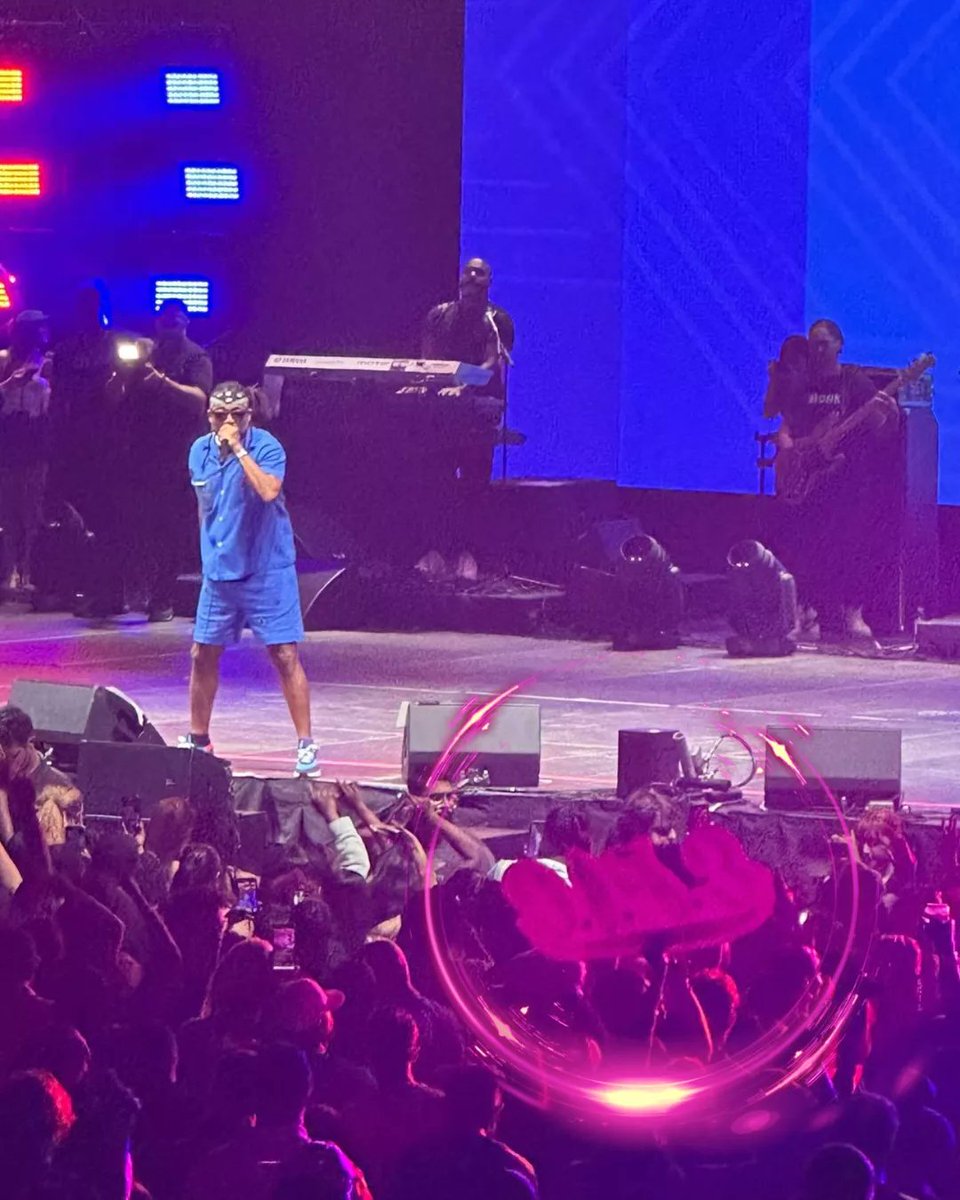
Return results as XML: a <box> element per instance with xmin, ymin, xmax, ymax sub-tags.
<box><xmin>421</xmin><ymin>257</ymin><xmax>515</xmax><ymax>486</ymax></box>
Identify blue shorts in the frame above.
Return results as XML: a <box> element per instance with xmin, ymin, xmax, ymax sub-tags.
<box><xmin>194</xmin><ymin>566</ymin><xmax>305</xmax><ymax>646</ymax></box>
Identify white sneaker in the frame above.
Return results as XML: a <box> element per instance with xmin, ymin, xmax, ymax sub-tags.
<box><xmin>178</xmin><ymin>734</ymin><xmax>215</xmax><ymax>755</ymax></box>
<box><xmin>296</xmin><ymin>740</ymin><xmax>321</xmax><ymax>776</ymax></box>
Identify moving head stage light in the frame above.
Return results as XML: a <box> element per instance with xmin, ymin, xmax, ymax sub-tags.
<box><xmin>725</xmin><ymin>539</ymin><xmax>798</xmax><ymax>658</ymax></box>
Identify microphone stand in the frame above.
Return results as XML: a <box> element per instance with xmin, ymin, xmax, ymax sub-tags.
<box><xmin>500</xmin><ymin>358</ymin><xmax>510</xmax><ymax>481</ymax></box>
<box><xmin>485</xmin><ymin>307</ymin><xmax>513</xmax><ymax>482</ymax></box>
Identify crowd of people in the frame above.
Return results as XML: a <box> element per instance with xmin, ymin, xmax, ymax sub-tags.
<box><xmin>1</xmin><ymin>698</ymin><xmax>960</xmax><ymax>1200</ymax></box>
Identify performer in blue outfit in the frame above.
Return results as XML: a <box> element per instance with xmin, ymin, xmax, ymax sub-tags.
<box><xmin>181</xmin><ymin>381</ymin><xmax>319</xmax><ymax>775</ymax></box>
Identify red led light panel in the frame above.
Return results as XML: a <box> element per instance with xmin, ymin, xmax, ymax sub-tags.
<box><xmin>0</xmin><ymin>70</ymin><xmax>23</xmax><ymax>102</ymax></box>
<box><xmin>0</xmin><ymin>164</ymin><xmax>41</xmax><ymax>195</ymax></box>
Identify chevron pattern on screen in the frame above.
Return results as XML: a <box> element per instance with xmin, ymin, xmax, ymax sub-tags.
<box><xmin>807</xmin><ymin>0</ymin><xmax>960</xmax><ymax>501</ymax></box>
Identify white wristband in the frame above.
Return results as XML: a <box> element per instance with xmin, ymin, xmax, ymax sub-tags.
<box><xmin>235</xmin><ymin>446</ymin><xmax>249</xmax><ymax>460</ymax></box>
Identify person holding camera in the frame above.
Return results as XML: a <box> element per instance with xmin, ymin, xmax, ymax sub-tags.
<box><xmin>125</xmin><ymin>297</ymin><xmax>212</xmax><ymax>622</ymax></box>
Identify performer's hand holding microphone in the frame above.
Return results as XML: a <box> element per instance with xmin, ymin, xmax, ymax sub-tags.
<box><xmin>216</xmin><ymin>414</ymin><xmax>243</xmax><ymax>452</ymax></box>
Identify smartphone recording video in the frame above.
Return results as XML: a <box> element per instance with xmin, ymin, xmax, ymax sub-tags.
<box><xmin>120</xmin><ymin>797</ymin><xmax>143</xmax><ymax>840</ymax></box>
<box><xmin>236</xmin><ymin>877</ymin><xmax>259</xmax><ymax>915</ymax></box>
<box><xmin>272</xmin><ymin>926</ymin><xmax>296</xmax><ymax>972</ymax></box>
<box><xmin>526</xmin><ymin>820</ymin><xmax>544</xmax><ymax>859</ymax></box>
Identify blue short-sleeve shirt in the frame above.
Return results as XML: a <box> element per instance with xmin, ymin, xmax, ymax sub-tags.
<box><xmin>188</xmin><ymin>427</ymin><xmax>296</xmax><ymax>581</ymax></box>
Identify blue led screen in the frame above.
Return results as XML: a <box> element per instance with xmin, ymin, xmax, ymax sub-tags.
<box><xmin>463</xmin><ymin>0</ymin><xmax>960</xmax><ymax>500</ymax></box>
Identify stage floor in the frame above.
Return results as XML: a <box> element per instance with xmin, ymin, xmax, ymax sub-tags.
<box><xmin>0</xmin><ymin>606</ymin><xmax>957</xmax><ymax>809</ymax></box>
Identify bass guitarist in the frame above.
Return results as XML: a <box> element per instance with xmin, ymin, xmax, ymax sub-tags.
<box><xmin>766</xmin><ymin>319</ymin><xmax>898</xmax><ymax>641</ymax></box>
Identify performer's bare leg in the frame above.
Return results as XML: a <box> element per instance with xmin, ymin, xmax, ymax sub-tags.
<box><xmin>267</xmin><ymin>642</ymin><xmax>312</xmax><ymax>741</ymax></box>
<box><xmin>189</xmin><ymin>642</ymin><xmax>224</xmax><ymax>737</ymax></box>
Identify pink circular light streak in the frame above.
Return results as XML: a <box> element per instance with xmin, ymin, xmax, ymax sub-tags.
<box><xmin>418</xmin><ymin>686</ymin><xmax>868</xmax><ymax>1139</ymax></box>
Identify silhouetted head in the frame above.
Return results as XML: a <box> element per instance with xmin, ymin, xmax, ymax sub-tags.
<box><xmin>0</xmin><ymin>705</ymin><xmax>33</xmax><ymax>753</ymax></box>
<box><xmin>0</xmin><ymin>1070</ymin><xmax>76</xmax><ymax>1194</ymax></box>
<box><xmin>155</xmin><ymin>296</ymin><xmax>190</xmax><ymax>342</ymax></box>
<box><xmin>745</xmin><ymin>942</ymin><xmax>821</xmax><ymax>1028</ymax></box>
<box><xmin>837</xmin><ymin>1091</ymin><xmax>900</xmax><ymax>1172</ymax></box>
<box><xmin>366</xmin><ymin>1007</ymin><xmax>420</xmax><ymax>1081</ymax></box>
<box><xmin>206</xmin><ymin>938</ymin><xmax>274</xmax><ymax>1021</ymax></box>
<box><xmin>360</xmin><ymin>938</ymin><xmax>415</xmax><ymax>997</ymax></box>
<box><xmin>266</xmin><ymin>978</ymin><xmax>344</xmax><ymax>1051</ymax></box>
<box><xmin>615</xmin><ymin>787</ymin><xmax>682</xmax><ymax>847</ymax></box>
<box><xmin>171</xmin><ymin>842</ymin><xmax>223</xmax><ymax>894</ymax></box>
<box><xmin>459</xmin><ymin>257</ymin><xmax>492</xmax><ymax>308</ymax></box>
<box><xmin>11</xmin><ymin>310</ymin><xmax>49</xmax><ymax>356</ymax></box>
<box><xmin>145</xmin><ymin>796</ymin><xmax>195</xmax><ymax>864</ymax></box>
<box><xmin>801</xmin><ymin>1142</ymin><xmax>874</xmax><ymax>1200</ymax></box>
<box><xmin>540</xmin><ymin>804</ymin><xmax>591</xmax><ymax>860</ymax></box>
<box><xmin>809</xmin><ymin>318</ymin><xmax>844</xmax><ymax>375</ymax></box>
<box><xmin>72</xmin><ymin>283</ymin><xmax>107</xmax><ymax>332</ymax></box>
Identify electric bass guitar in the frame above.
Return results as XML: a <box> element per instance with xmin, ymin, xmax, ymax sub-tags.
<box><xmin>775</xmin><ymin>353</ymin><xmax>935</xmax><ymax>505</ymax></box>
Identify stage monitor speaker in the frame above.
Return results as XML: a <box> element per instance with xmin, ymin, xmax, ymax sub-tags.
<box><xmin>402</xmin><ymin>701</ymin><xmax>541</xmax><ymax>789</ymax></box>
<box><xmin>763</xmin><ymin>725</ymin><xmax>901</xmax><ymax>812</ymax></box>
<box><xmin>77</xmin><ymin>741</ymin><xmax>232</xmax><ymax>819</ymax></box>
<box><xmin>617</xmin><ymin>729</ymin><xmax>693</xmax><ymax>798</ymax></box>
<box><xmin>9</xmin><ymin>679</ymin><xmax>164</xmax><ymax>771</ymax></box>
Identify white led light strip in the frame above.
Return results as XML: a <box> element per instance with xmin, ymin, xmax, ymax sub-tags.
<box><xmin>154</xmin><ymin>280</ymin><xmax>211</xmax><ymax>314</ymax></box>
<box><xmin>183</xmin><ymin>166</ymin><xmax>240</xmax><ymax>200</ymax></box>
<box><xmin>165</xmin><ymin>72</ymin><xmax>221</xmax><ymax>105</ymax></box>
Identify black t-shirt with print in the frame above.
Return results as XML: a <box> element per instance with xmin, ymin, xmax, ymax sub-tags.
<box><xmin>780</xmin><ymin>363</ymin><xmax>876</xmax><ymax>439</ymax></box>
